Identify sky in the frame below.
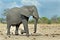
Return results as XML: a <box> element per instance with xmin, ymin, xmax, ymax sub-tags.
<box><xmin>0</xmin><ymin>0</ymin><xmax>60</xmax><ymax>19</ymax></box>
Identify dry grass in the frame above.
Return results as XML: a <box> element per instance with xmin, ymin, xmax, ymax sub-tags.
<box><xmin>0</xmin><ymin>23</ymin><xmax>60</xmax><ymax>40</ymax></box>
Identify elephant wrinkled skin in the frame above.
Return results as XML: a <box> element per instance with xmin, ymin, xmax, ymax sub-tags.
<box><xmin>6</xmin><ymin>5</ymin><xmax>39</xmax><ymax>36</ymax></box>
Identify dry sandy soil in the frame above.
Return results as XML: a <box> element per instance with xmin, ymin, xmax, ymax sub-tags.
<box><xmin>0</xmin><ymin>23</ymin><xmax>60</xmax><ymax>40</ymax></box>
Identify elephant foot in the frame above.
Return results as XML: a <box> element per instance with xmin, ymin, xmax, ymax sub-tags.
<box><xmin>21</xmin><ymin>30</ymin><xmax>26</xmax><ymax>34</ymax></box>
<box><xmin>7</xmin><ymin>33</ymin><xmax>10</xmax><ymax>37</ymax></box>
<box><xmin>15</xmin><ymin>33</ymin><xmax>19</xmax><ymax>35</ymax></box>
<box><xmin>33</xmin><ymin>31</ymin><xmax>36</xmax><ymax>33</ymax></box>
<box><xmin>26</xmin><ymin>34</ymin><xmax>29</xmax><ymax>37</ymax></box>
<box><xmin>15</xmin><ymin>32</ymin><xmax>19</xmax><ymax>35</ymax></box>
<box><xmin>34</xmin><ymin>32</ymin><xmax>36</xmax><ymax>33</ymax></box>
<box><xmin>7</xmin><ymin>33</ymin><xmax>10</xmax><ymax>35</ymax></box>
<box><xmin>21</xmin><ymin>30</ymin><xmax>29</xmax><ymax>37</ymax></box>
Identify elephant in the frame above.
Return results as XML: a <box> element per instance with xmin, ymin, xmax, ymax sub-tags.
<box><xmin>6</xmin><ymin>5</ymin><xmax>39</xmax><ymax>36</ymax></box>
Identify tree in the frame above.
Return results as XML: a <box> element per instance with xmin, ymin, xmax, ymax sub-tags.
<box><xmin>0</xmin><ymin>18</ymin><xmax>6</xmax><ymax>23</ymax></box>
<box><xmin>1</xmin><ymin>9</ymin><xmax>9</xmax><ymax>23</ymax></box>
<box><xmin>40</xmin><ymin>17</ymin><xmax>49</xmax><ymax>24</ymax></box>
<box><xmin>51</xmin><ymin>15</ymin><xmax>58</xmax><ymax>23</ymax></box>
<box><xmin>57</xmin><ymin>17</ymin><xmax>60</xmax><ymax>23</ymax></box>
<box><xmin>28</xmin><ymin>19</ymin><xmax>34</xmax><ymax>24</ymax></box>
<box><xmin>47</xmin><ymin>19</ymin><xmax>51</xmax><ymax>24</ymax></box>
<box><xmin>2</xmin><ymin>9</ymin><xmax>9</xmax><ymax>16</ymax></box>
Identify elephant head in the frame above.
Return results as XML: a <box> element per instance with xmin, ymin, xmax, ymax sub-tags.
<box><xmin>32</xmin><ymin>6</ymin><xmax>39</xmax><ymax>33</ymax></box>
<box><xmin>20</xmin><ymin>5</ymin><xmax>39</xmax><ymax>33</ymax></box>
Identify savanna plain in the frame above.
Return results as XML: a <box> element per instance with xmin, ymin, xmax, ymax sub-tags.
<box><xmin>0</xmin><ymin>23</ymin><xmax>60</xmax><ymax>40</ymax></box>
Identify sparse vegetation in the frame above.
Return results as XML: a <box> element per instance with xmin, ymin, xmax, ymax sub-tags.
<box><xmin>1</xmin><ymin>9</ymin><xmax>60</xmax><ymax>24</ymax></box>
<box><xmin>1</xmin><ymin>16</ymin><xmax>60</xmax><ymax>24</ymax></box>
<box><xmin>29</xmin><ymin>15</ymin><xmax>60</xmax><ymax>24</ymax></box>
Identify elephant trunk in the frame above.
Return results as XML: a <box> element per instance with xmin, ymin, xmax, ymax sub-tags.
<box><xmin>32</xmin><ymin>6</ymin><xmax>39</xmax><ymax>33</ymax></box>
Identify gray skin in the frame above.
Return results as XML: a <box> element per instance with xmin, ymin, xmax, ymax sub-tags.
<box><xmin>6</xmin><ymin>5</ymin><xmax>39</xmax><ymax>36</ymax></box>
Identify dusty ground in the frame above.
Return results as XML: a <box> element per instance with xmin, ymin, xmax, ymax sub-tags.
<box><xmin>0</xmin><ymin>23</ymin><xmax>60</xmax><ymax>40</ymax></box>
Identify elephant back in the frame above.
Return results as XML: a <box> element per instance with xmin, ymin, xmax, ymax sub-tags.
<box><xmin>19</xmin><ymin>7</ymin><xmax>33</xmax><ymax>17</ymax></box>
<box><xmin>7</xmin><ymin>7</ymin><xmax>20</xmax><ymax>14</ymax></box>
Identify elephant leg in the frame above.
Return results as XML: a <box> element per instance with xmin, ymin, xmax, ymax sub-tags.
<box><xmin>21</xmin><ymin>28</ymin><xmax>26</xmax><ymax>34</ymax></box>
<box><xmin>15</xmin><ymin>25</ymin><xmax>19</xmax><ymax>35</ymax></box>
<box><xmin>21</xmin><ymin>24</ymin><xmax>27</xmax><ymax>34</ymax></box>
<box><xmin>22</xmin><ymin>18</ymin><xmax>29</xmax><ymax>34</ymax></box>
<box><xmin>22</xmin><ymin>19</ymin><xmax>29</xmax><ymax>36</ymax></box>
<box><xmin>7</xmin><ymin>24</ymin><xmax>11</xmax><ymax>35</ymax></box>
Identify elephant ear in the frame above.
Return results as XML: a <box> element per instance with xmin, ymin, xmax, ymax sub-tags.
<box><xmin>20</xmin><ymin>6</ymin><xmax>33</xmax><ymax>17</ymax></box>
<box><xmin>32</xmin><ymin>6</ymin><xmax>39</xmax><ymax>19</ymax></box>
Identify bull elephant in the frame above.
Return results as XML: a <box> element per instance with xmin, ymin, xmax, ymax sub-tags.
<box><xmin>6</xmin><ymin>5</ymin><xmax>39</xmax><ymax>36</ymax></box>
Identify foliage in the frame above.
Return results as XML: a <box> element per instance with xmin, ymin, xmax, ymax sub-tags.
<box><xmin>28</xmin><ymin>19</ymin><xmax>34</xmax><ymax>24</ymax></box>
<box><xmin>0</xmin><ymin>18</ymin><xmax>6</xmax><ymax>23</ymax></box>
<box><xmin>0</xmin><ymin>18</ymin><xmax>3</xmax><ymax>23</ymax></box>
<box><xmin>47</xmin><ymin>20</ymin><xmax>51</xmax><ymax>24</ymax></box>
<box><xmin>29</xmin><ymin>15</ymin><xmax>60</xmax><ymax>24</ymax></box>
<box><xmin>40</xmin><ymin>17</ymin><xmax>49</xmax><ymax>24</ymax></box>
<box><xmin>51</xmin><ymin>15</ymin><xmax>58</xmax><ymax>23</ymax></box>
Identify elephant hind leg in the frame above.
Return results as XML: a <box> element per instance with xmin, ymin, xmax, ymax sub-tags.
<box><xmin>15</xmin><ymin>24</ymin><xmax>20</xmax><ymax>35</ymax></box>
<box><xmin>7</xmin><ymin>24</ymin><xmax>11</xmax><ymax>35</ymax></box>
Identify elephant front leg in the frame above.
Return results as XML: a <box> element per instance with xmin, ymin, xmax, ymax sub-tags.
<box><xmin>21</xmin><ymin>24</ymin><xmax>26</xmax><ymax>34</ymax></box>
<box><xmin>7</xmin><ymin>24</ymin><xmax>11</xmax><ymax>35</ymax></box>
<box><xmin>15</xmin><ymin>25</ymin><xmax>19</xmax><ymax>35</ymax></box>
<box><xmin>22</xmin><ymin>19</ymin><xmax>29</xmax><ymax>36</ymax></box>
